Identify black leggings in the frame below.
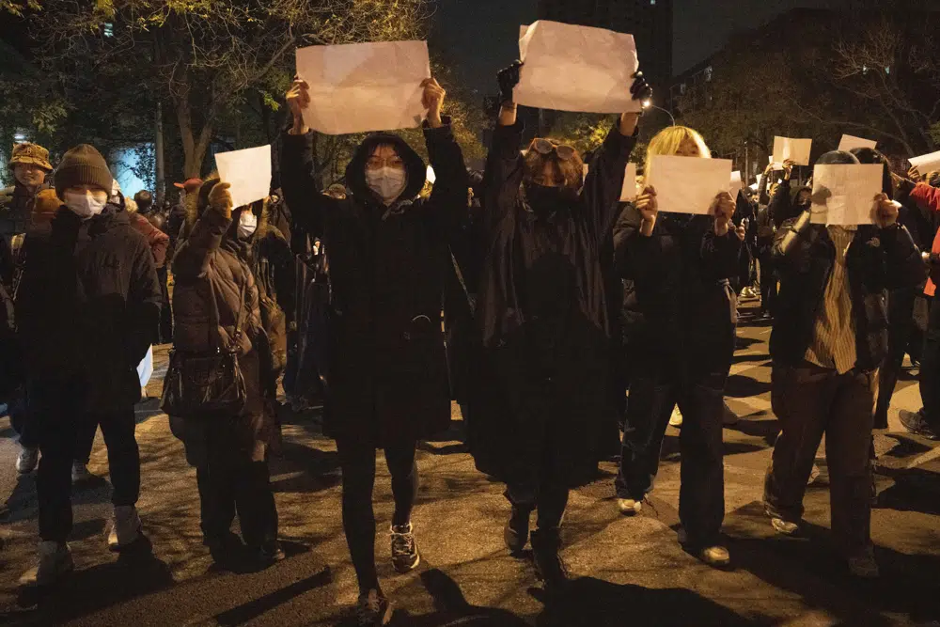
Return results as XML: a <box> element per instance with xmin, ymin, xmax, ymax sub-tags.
<box><xmin>336</xmin><ymin>437</ymin><xmax>418</xmax><ymax>593</ymax></box>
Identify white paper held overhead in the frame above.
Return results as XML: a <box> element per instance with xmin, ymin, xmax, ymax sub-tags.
<box><xmin>620</xmin><ymin>163</ymin><xmax>638</xmax><ymax>201</ymax></box>
<box><xmin>514</xmin><ymin>21</ymin><xmax>641</xmax><ymax>114</ymax></box>
<box><xmin>215</xmin><ymin>145</ymin><xmax>272</xmax><ymax>210</ymax></box>
<box><xmin>809</xmin><ymin>163</ymin><xmax>884</xmax><ymax>226</ymax></box>
<box><xmin>295</xmin><ymin>41</ymin><xmax>430</xmax><ymax>135</ymax></box>
<box><xmin>909</xmin><ymin>151</ymin><xmax>941</xmax><ymax>175</ymax></box>
<box><xmin>729</xmin><ymin>171</ymin><xmax>743</xmax><ymax>199</ymax></box>
<box><xmin>837</xmin><ymin>134</ymin><xmax>877</xmax><ymax>152</ymax></box>
<box><xmin>772</xmin><ymin>136</ymin><xmax>812</xmax><ymax>166</ymax></box>
<box><xmin>647</xmin><ymin>156</ymin><xmax>733</xmax><ymax>215</ymax></box>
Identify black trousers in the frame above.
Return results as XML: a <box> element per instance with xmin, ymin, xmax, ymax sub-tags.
<box><xmin>336</xmin><ymin>437</ymin><xmax>418</xmax><ymax>593</ymax></box>
<box><xmin>9</xmin><ymin>386</ymin><xmax>38</xmax><ymax>449</ymax></box>
<box><xmin>764</xmin><ymin>362</ymin><xmax>875</xmax><ymax>556</ymax></box>
<box><xmin>32</xmin><ymin>378</ymin><xmax>140</xmax><ymax>543</ymax></box>
<box><xmin>616</xmin><ymin>306</ymin><xmax>735</xmax><ymax>548</ymax></box>
<box><xmin>759</xmin><ymin>251</ymin><xmax>777</xmax><ymax>314</ymax></box>
<box><xmin>195</xmin><ymin>423</ymin><xmax>278</xmax><ymax>549</ymax></box>
<box><xmin>875</xmin><ymin>286</ymin><xmax>917</xmax><ymax>428</ymax></box>
<box><xmin>921</xmin><ymin>292</ymin><xmax>939</xmax><ymax>433</ymax></box>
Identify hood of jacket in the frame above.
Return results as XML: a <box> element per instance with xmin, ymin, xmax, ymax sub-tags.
<box><xmin>345</xmin><ymin>133</ymin><xmax>426</xmax><ymax>207</ymax></box>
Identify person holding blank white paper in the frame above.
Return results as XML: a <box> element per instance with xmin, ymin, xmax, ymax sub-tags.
<box><xmin>612</xmin><ymin>125</ymin><xmax>742</xmax><ymax>568</ymax></box>
<box><xmin>468</xmin><ymin>61</ymin><xmax>650</xmax><ymax>593</ymax></box>
<box><xmin>282</xmin><ymin>75</ymin><xmax>466</xmax><ymax>624</ymax></box>
<box><xmin>763</xmin><ymin>150</ymin><xmax>924</xmax><ymax>578</ymax></box>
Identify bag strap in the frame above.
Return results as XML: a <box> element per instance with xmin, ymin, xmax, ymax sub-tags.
<box><xmin>205</xmin><ymin>266</ymin><xmax>248</xmax><ymax>353</ymax></box>
<box><xmin>449</xmin><ymin>247</ymin><xmax>475</xmax><ymax>313</ymax></box>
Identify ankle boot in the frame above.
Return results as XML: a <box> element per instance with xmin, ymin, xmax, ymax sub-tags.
<box><xmin>530</xmin><ymin>528</ymin><xmax>568</xmax><ymax>593</ymax></box>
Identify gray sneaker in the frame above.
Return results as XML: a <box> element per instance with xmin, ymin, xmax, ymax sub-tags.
<box><xmin>15</xmin><ymin>445</ymin><xmax>38</xmax><ymax>474</ymax></box>
<box><xmin>20</xmin><ymin>541</ymin><xmax>74</xmax><ymax>587</ymax></box>
<box><xmin>356</xmin><ymin>589</ymin><xmax>393</xmax><ymax>626</ymax></box>
<box><xmin>390</xmin><ymin>522</ymin><xmax>420</xmax><ymax>573</ymax></box>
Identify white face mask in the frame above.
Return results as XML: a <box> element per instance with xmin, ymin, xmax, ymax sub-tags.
<box><xmin>65</xmin><ymin>190</ymin><xmax>106</xmax><ymax>219</ymax></box>
<box><xmin>238</xmin><ymin>210</ymin><xmax>258</xmax><ymax>238</ymax></box>
<box><xmin>365</xmin><ymin>167</ymin><xmax>407</xmax><ymax>204</ymax></box>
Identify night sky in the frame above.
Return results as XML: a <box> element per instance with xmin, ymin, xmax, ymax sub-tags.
<box><xmin>433</xmin><ymin>0</ymin><xmax>930</xmax><ymax>95</ymax></box>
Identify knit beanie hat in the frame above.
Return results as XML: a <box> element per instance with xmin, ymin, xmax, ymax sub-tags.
<box><xmin>55</xmin><ymin>144</ymin><xmax>113</xmax><ymax>199</ymax></box>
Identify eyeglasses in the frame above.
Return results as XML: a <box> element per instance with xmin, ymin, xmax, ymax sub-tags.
<box><xmin>529</xmin><ymin>138</ymin><xmax>577</xmax><ymax>161</ymax></box>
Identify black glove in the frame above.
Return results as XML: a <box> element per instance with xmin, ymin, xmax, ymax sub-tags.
<box><xmin>497</xmin><ymin>61</ymin><xmax>523</xmax><ymax>104</ymax></box>
<box><xmin>630</xmin><ymin>70</ymin><xmax>653</xmax><ymax>103</ymax></box>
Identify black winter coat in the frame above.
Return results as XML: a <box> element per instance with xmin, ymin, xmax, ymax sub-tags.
<box><xmin>281</xmin><ymin>121</ymin><xmax>467</xmax><ymax>446</ymax></box>
<box><xmin>469</xmin><ymin>121</ymin><xmax>635</xmax><ymax>487</ymax></box>
<box><xmin>16</xmin><ymin>205</ymin><xmax>161</xmax><ymax>410</ymax></box>
<box><xmin>770</xmin><ymin>213</ymin><xmax>925</xmax><ymax>371</ymax></box>
<box><xmin>613</xmin><ymin>206</ymin><xmax>742</xmax><ymax>363</ymax></box>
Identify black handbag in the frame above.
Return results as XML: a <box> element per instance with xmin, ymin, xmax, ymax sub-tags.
<box><xmin>161</xmin><ymin>275</ymin><xmax>248</xmax><ymax>419</ymax></box>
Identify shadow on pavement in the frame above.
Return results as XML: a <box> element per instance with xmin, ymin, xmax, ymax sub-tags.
<box><xmin>13</xmin><ymin>537</ymin><xmax>173</xmax><ymax>625</ymax></box>
<box><xmin>212</xmin><ymin>566</ymin><xmax>332</xmax><ymax>625</ymax></box>
<box><xmin>875</xmin><ymin>468</ymin><xmax>939</xmax><ymax>516</ymax></box>
<box><xmin>269</xmin><ymin>441</ymin><xmax>340</xmax><ymax>494</ymax></box>
<box><xmin>724</xmin><ymin>374</ymin><xmax>772</xmax><ymax>399</ymax></box>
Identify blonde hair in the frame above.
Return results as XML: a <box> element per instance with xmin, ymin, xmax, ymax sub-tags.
<box><xmin>644</xmin><ymin>125</ymin><xmax>710</xmax><ymax>184</ymax></box>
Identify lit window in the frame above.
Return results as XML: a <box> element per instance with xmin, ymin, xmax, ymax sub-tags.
<box><xmin>650</xmin><ymin>0</ymin><xmax>656</xmax><ymax>4</ymax></box>
<box><xmin>704</xmin><ymin>66</ymin><xmax>713</xmax><ymax>81</ymax></box>
<box><xmin>680</xmin><ymin>83</ymin><xmax>686</xmax><ymax>94</ymax></box>
<box><xmin>103</xmin><ymin>22</ymin><xmax>114</xmax><ymax>37</ymax></box>
<box><xmin>885</xmin><ymin>66</ymin><xmax>890</xmax><ymax>74</ymax></box>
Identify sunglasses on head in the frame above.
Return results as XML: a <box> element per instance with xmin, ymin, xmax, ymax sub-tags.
<box><xmin>530</xmin><ymin>138</ymin><xmax>577</xmax><ymax>161</ymax></box>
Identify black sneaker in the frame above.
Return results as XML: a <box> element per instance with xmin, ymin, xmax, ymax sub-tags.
<box><xmin>899</xmin><ymin>409</ymin><xmax>938</xmax><ymax>440</ymax></box>
<box><xmin>531</xmin><ymin>529</ymin><xmax>569</xmax><ymax>594</ymax></box>
<box><xmin>206</xmin><ymin>531</ymin><xmax>244</xmax><ymax>568</ymax></box>
<box><xmin>251</xmin><ymin>541</ymin><xmax>285</xmax><ymax>570</ymax></box>
<box><xmin>391</xmin><ymin>523</ymin><xmax>420</xmax><ymax>573</ymax></box>
<box><xmin>356</xmin><ymin>589</ymin><xmax>393</xmax><ymax>626</ymax></box>
<box><xmin>504</xmin><ymin>505</ymin><xmax>532</xmax><ymax>554</ymax></box>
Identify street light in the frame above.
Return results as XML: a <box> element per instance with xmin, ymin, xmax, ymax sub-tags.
<box><xmin>642</xmin><ymin>99</ymin><xmax>675</xmax><ymax>126</ymax></box>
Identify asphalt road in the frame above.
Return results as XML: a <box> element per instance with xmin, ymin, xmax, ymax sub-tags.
<box><xmin>0</xmin><ymin>299</ymin><xmax>938</xmax><ymax>626</ymax></box>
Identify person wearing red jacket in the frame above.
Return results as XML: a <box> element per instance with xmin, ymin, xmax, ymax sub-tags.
<box><xmin>896</xmin><ymin>178</ymin><xmax>939</xmax><ymax>439</ymax></box>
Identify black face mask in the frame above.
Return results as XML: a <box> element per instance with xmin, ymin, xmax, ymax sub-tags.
<box><xmin>524</xmin><ymin>182</ymin><xmax>576</xmax><ymax>215</ymax></box>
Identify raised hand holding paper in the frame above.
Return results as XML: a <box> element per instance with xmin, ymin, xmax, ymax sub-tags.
<box><xmin>647</xmin><ymin>155</ymin><xmax>733</xmax><ymax>215</ymax></box>
<box><xmin>620</xmin><ymin>163</ymin><xmax>638</xmax><ymax>201</ymax></box>
<box><xmin>514</xmin><ymin>21</ymin><xmax>640</xmax><ymax>114</ymax></box>
<box><xmin>809</xmin><ymin>163</ymin><xmax>883</xmax><ymax>226</ymax></box>
<box><xmin>215</xmin><ymin>145</ymin><xmax>272</xmax><ymax>210</ymax></box>
<box><xmin>837</xmin><ymin>134</ymin><xmax>877</xmax><ymax>152</ymax></box>
<box><xmin>295</xmin><ymin>41</ymin><xmax>431</xmax><ymax>135</ymax></box>
<box><xmin>909</xmin><ymin>150</ymin><xmax>941</xmax><ymax>175</ymax></box>
<box><xmin>772</xmin><ymin>136</ymin><xmax>812</xmax><ymax>167</ymax></box>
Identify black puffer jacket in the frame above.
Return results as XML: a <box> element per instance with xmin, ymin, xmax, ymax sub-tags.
<box><xmin>16</xmin><ymin>204</ymin><xmax>161</xmax><ymax>410</ymax></box>
<box><xmin>770</xmin><ymin>212</ymin><xmax>925</xmax><ymax>371</ymax></box>
<box><xmin>469</xmin><ymin>120</ymin><xmax>636</xmax><ymax>487</ymax></box>
<box><xmin>281</xmin><ymin>120</ymin><xmax>467</xmax><ymax>445</ymax></box>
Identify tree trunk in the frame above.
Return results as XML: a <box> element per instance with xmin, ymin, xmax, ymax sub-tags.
<box><xmin>174</xmin><ymin>90</ymin><xmax>214</xmax><ymax>179</ymax></box>
<box><xmin>155</xmin><ymin>101</ymin><xmax>166</xmax><ymax>205</ymax></box>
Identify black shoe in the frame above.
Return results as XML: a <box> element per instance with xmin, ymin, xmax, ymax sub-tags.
<box><xmin>250</xmin><ymin>541</ymin><xmax>285</xmax><ymax>570</ymax></box>
<box><xmin>531</xmin><ymin>529</ymin><xmax>569</xmax><ymax>594</ymax></box>
<box><xmin>206</xmin><ymin>531</ymin><xmax>244</xmax><ymax>569</ymax></box>
<box><xmin>899</xmin><ymin>409</ymin><xmax>938</xmax><ymax>440</ymax></box>
<box><xmin>504</xmin><ymin>505</ymin><xmax>532</xmax><ymax>554</ymax></box>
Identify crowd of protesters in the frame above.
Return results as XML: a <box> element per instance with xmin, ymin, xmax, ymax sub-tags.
<box><xmin>0</xmin><ymin>56</ymin><xmax>938</xmax><ymax>627</ymax></box>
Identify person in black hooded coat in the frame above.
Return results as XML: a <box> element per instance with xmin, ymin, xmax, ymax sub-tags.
<box><xmin>280</xmin><ymin>76</ymin><xmax>466</xmax><ymax>621</ymax></box>
<box><xmin>468</xmin><ymin>62</ymin><xmax>648</xmax><ymax>592</ymax></box>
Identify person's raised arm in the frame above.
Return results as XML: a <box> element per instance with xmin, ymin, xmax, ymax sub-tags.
<box><xmin>581</xmin><ymin>71</ymin><xmax>649</xmax><ymax>243</ymax></box>
<box><xmin>172</xmin><ymin>182</ymin><xmax>232</xmax><ymax>281</ymax></box>
<box><xmin>482</xmin><ymin>62</ymin><xmax>526</xmax><ymax>234</ymax></box>
<box><xmin>422</xmin><ymin>78</ymin><xmax>468</xmax><ymax>233</ymax></box>
<box><xmin>700</xmin><ymin>191</ymin><xmax>743</xmax><ymax>281</ymax></box>
<box><xmin>280</xmin><ymin>78</ymin><xmax>341</xmax><ymax>240</ymax></box>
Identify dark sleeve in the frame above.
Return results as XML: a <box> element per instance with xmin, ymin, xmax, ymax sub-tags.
<box><xmin>769</xmin><ymin>178</ymin><xmax>793</xmax><ymax>227</ymax></box>
<box><xmin>171</xmin><ymin>208</ymin><xmax>230</xmax><ymax>280</ymax></box>
<box><xmin>582</xmin><ymin>124</ymin><xmax>638</xmax><ymax>246</ymax></box>
<box><xmin>880</xmin><ymin>223</ymin><xmax>928</xmax><ymax>290</ymax></box>
<box><xmin>425</xmin><ymin>117</ymin><xmax>468</xmax><ymax>235</ymax></box>
<box><xmin>280</xmin><ymin>130</ymin><xmax>342</xmax><ymax>240</ymax></box>
<box><xmin>482</xmin><ymin>120</ymin><xmax>525</xmax><ymax>235</ymax></box>
<box><xmin>613</xmin><ymin>203</ymin><xmax>664</xmax><ymax>286</ymax></box>
<box><xmin>149</xmin><ymin>222</ymin><xmax>170</xmax><ymax>268</ymax></box>
<box><xmin>700</xmin><ymin>228</ymin><xmax>743</xmax><ymax>281</ymax></box>
<box><xmin>126</xmin><ymin>239</ymin><xmax>162</xmax><ymax>364</ymax></box>
<box><xmin>772</xmin><ymin>212</ymin><xmax>817</xmax><ymax>271</ymax></box>
<box><xmin>270</xmin><ymin>230</ymin><xmax>296</xmax><ymax>324</ymax></box>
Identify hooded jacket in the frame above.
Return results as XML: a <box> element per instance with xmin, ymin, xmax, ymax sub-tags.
<box><xmin>280</xmin><ymin>120</ymin><xmax>467</xmax><ymax>445</ymax></box>
<box><xmin>16</xmin><ymin>203</ymin><xmax>161</xmax><ymax>410</ymax></box>
<box><xmin>469</xmin><ymin>120</ymin><xmax>636</xmax><ymax>486</ymax></box>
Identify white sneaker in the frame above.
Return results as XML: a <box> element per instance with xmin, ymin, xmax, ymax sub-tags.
<box><xmin>771</xmin><ymin>517</ymin><xmax>800</xmax><ymax>536</ymax></box>
<box><xmin>617</xmin><ymin>498</ymin><xmax>642</xmax><ymax>516</ymax></box>
<box><xmin>848</xmin><ymin>547</ymin><xmax>879</xmax><ymax>578</ymax></box>
<box><xmin>15</xmin><ymin>445</ymin><xmax>39</xmax><ymax>474</ymax></box>
<box><xmin>72</xmin><ymin>461</ymin><xmax>92</xmax><ymax>484</ymax></box>
<box><xmin>108</xmin><ymin>505</ymin><xmax>142</xmax><ymax>550</ymax></box>
<box><xmin>669</xmin><ymin>407</ymin><xmax>683</xmax><ymax>428</ymax></box>
<box><xmin>20</xmin><ymin>541</ymin><xmax>73</xmax><ymax>587</ymax></box>
<box><xmin>699</xmin><ymin>545</ymin><xmax>731</xmax><ymax>568</ymax></box>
